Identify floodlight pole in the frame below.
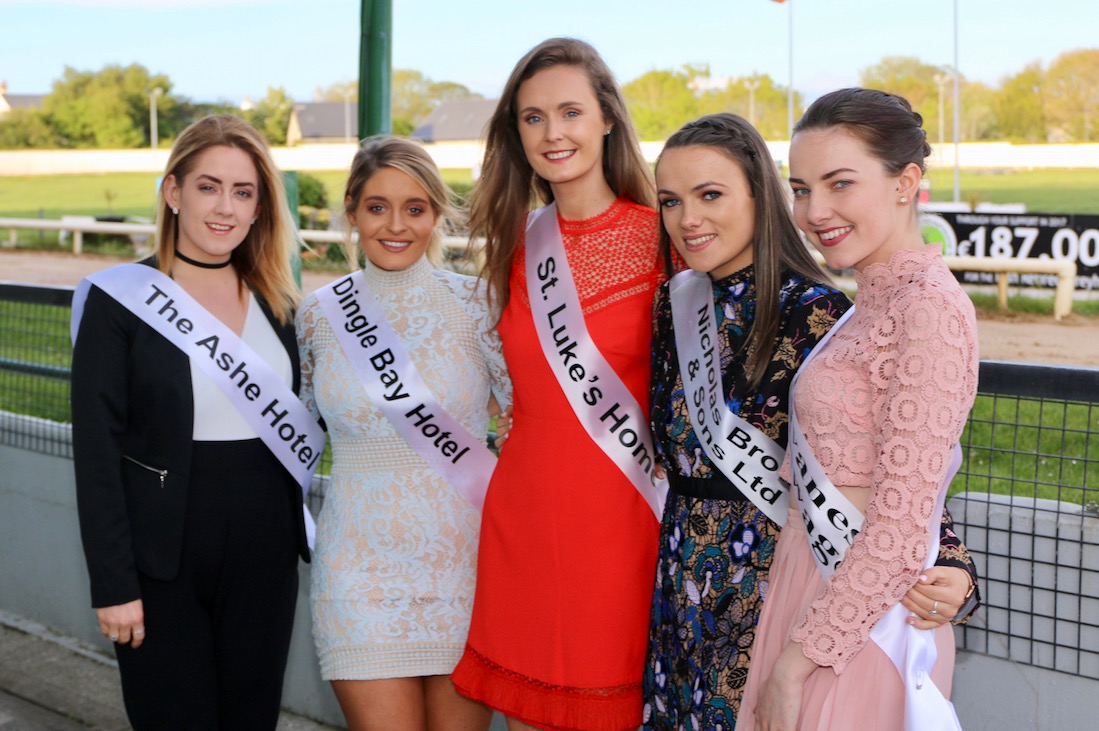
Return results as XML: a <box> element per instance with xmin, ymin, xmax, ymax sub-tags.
<box><xmin>953</xmin><ymin>0</ymin><xmax>961</xmax><ymax>203</ymax></box>
<box><xmin>787</xmin><ymin>0</ymin><xmax>794</xmax><ymax>140</ymax></box>
<box><xmin>149</xmin><ymin>87</ymin><xmax>162</xmax><ymax>150</ymax></box>
<box><xmin>359</xmin><ymin>0</ymin><xmax>392</xmax><ymax>139</ymax></box>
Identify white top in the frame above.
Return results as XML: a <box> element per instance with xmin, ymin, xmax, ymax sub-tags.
<box><xmin>190</xmin><ymin>292</ymin><xmax>292</xmax><ymax>441</ymax></box>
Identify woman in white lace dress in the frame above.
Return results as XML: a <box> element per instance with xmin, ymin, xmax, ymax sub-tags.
<box><xmin>296</xmin><ymin>138</ymin><xmax>510</xmax><ymax>730</ymax></box>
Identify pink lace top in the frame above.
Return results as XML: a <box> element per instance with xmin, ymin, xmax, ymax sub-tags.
<box><xmin>788</xmin><ymin>245</ymin><xmax>979</xmax><ymax>671</ymax></box>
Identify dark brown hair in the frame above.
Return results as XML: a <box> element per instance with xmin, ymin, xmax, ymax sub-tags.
<box><xmin>657</xmin><ymin>113</ymin><xmax>830</xmax><ymax>390</ymax></box>
<box><xmin>794</xmin><ymin>87</ymin><xmax>931</xmax><ymax>174</ymax></box>
<box><xmin>469</xmin><ymin>37</ymin><xmax>655</xmax><ymax>311</ymax></box>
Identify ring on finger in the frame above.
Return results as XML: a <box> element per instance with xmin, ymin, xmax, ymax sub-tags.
<box><xmin>134</xmin><ymin>628</ymin><xmax>144</xmax><ymax>636</ymax></box>
<box><xmin>109</xmin><ymin>634</ymin><xmax>119</xmax><ymax>642</ymax></box>
<box><xmin>929</xmin><ymin>600</ymin><xmax>939</xmax><ymax>617</ymax></box>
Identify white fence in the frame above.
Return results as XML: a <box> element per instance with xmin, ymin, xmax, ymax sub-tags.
<box><xmin>0</xmin><ymin>216</ymin><xmax>468</xmax><ymax>260</ymax></box>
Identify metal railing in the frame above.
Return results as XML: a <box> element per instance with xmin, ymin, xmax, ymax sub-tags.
<box><xmin>0</xmin><ymin>216</ymin><xmax>469</xmax><ymax>257</ymax></box>
<box><xmin>952</xmin><ymin>361</ymin><xmax>1099</xmax><ymax>680</ymax></box>
<box><xmin>2</xmin><ymin>283</ymin><xmax>1097</xmax><ymax>682</ymax></box>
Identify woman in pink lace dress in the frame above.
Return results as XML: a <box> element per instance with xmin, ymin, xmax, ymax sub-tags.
<box><xmin>737</xmin><ymin>88</ymin><xmax>979</xmax><ymax>731</ymax></box>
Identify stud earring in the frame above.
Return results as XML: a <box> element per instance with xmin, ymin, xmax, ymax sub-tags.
<box><xmin>172</xmin><ymin>207</ymin><xmax>179</xmax><ymax>215</ymax></box>
<box><xmin>899</xmin><ymin>196</ymin><xmax>908</xmax><ymax>204</ymax></box>
<box><xmin>604</xmin><ymin>129</ymin><xmax>611</xmax><ymax>136</ymax></box>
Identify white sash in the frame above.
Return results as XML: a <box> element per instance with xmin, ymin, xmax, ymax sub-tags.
<box><xmin>667</xmin><ymin>270</ymin><xmax>788</xmax><ymax>524</ymax></box>
<box><xmin>788</xmin><ymin>305</ymin><xmax>963</xmax><ymax>731</ymax></box>
<box><xmin>524</xmin><ymin>203</ymin><xmax>667</xmax><ymax>520</ymax></box>
<box><xmin>71</xmin><ymin>263</ymin><xmax>322</xmax><ymax>548</ymax></box>
<box><xmin>314</xmin><ymin>271</ymin><xmax>496</xmax><ymax>510</ymax></box>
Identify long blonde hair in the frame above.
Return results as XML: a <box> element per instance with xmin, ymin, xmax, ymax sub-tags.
<box><xmin>156</xmin><ymin>114</ymin><xmax>299</xmax><ymax>323</ymax></box>
<box><xmin>470</xmin><ymin>37</ymin><xmax>654</xmax><ymax>311</ymax></box>
<box><xmin>341</xmin><ymin>136</ymin><xmax>457</xmax><ymax>269</ymax></box>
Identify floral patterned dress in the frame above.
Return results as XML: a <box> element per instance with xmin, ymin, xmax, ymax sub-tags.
<box><xmin>644</xmin><ymin>263</ymin><xmax>980</xmax><ymax>731</ymax></box>
<box><xmin>644</xmin><ymin>265</ymin><xmax>849</xmax><ymax>730</ymax></box>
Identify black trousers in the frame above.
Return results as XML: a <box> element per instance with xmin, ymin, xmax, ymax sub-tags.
<box><xmin>114</xmin><ymin>439</ymin><xmax>300</xmax><ymax>730</ymax></box>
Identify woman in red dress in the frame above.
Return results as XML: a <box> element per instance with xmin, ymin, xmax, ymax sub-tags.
<box><xmin>451</xmin><ymin>38</ymin><xmax>663</xmax><ymax>731</ymax></box>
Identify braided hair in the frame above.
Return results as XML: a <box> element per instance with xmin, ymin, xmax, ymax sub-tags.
<box><xmin>656</xmin><ymin>113</ymin><xmax>830</xmax><ymax>390</ymax></box>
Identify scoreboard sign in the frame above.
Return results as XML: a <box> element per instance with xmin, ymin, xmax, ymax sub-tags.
<box><xmin>921</xmin><ymin>212</ymin><xmax>1099</xmax><ymax>291</ymax></box>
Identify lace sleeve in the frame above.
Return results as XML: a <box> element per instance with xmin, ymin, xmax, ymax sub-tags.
<box><xmin>791</xmin><ymin>283</ymin><xmax>978</xmax><ymax>671</ymax></box>
<box><xmin>295</xmin><ymin>293</ymin><xmax>323</xmax><ymax>425</ymax></box>
<box><xmin>441</xmin><ymin>272</ymin><xmax>513</xmax><ymax>411</ymax></box>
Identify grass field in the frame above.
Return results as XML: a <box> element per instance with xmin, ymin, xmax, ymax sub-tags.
<box><xmin>927</xmin><ymin>168</ymin><xmax>1099</xmax><ymax>214</ymax></box>
<box><xmin>956</xmin><ymin>394</ymin><xmax>1099</xmax><ymax>505</ymax></box>
<box><xmin>1</xmin><ymin>166</ymin><xmax>1094</xmax><ymax>222</ymax></box>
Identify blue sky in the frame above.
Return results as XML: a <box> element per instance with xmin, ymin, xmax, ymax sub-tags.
<box><xmin>1</xmin><ymin>0</ymin><xmax>1095</xmax><ymax>104</ymax></box>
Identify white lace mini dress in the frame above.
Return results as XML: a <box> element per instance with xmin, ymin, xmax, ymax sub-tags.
<box><xmin>297</xmin><ymin>256</ymin><xmax>510</xmax><ymax>680</ymax></box>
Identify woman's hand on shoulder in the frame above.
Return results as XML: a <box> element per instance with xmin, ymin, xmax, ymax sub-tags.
<box><xmin>903</xmin><ymin>566</ymin><xmax>972</xmax><ymax>629</ymax></box>
<box><xmin>96</xmin><ymin>599</ymin><xmax>146</xmax><ymax>648</ymax></box>
<box><xmin>492</xmin><ymin>405</ymin><xmax>513</xmax><ymax>449</ymax></box>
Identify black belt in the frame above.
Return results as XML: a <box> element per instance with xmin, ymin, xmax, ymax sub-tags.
<box><xmin>668</xmin><ymin>472</ymin><xmax>748</xmax><ymax>502</ymax></box>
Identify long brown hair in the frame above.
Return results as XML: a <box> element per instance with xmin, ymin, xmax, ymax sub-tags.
<box><xmin>469</xmin><ymin>37</ymin><xmax>654</xmax><ymax>310</ymax></box>
<box><xmin>657</xmin><ymin>113</ymin><xmax>831</xmax><ymax>390</ymax></box>
<box><xmin>156</xmin><ymin>114</ymin><xmax>299</xmax><ymax>323</ymax></box>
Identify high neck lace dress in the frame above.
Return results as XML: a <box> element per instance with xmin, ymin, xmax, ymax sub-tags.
<box><xmin>737</xmin><ymin>246</ymin><xmax>979</xmax><ymax>731</ymax></box>
<box><xmin>296</xmin><ymin>256</ymin><xmax>510</xmax><ymax>680</ymax></box>
<box><xmin>452</xmin><ymin>199</ymin><xmax>665</xmax><ymax>731</ymax></box>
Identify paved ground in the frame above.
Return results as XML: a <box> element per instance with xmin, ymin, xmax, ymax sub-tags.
<box><xmin>0</xmin><ymin>615</ymin><xmax>338</xmax><ymax>730</ymax></box>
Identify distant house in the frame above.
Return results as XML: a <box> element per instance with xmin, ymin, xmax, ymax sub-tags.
<box><xmin>410</xmin><ymin>98</ymin><xmax>496</xmax><ymax>143</ymax></box>
<box><xmin>286</xmin><ymin>102</ymin><xmax>359</xmax><ymax>145</ymax></box>
<box><xmin>0</xmin><ymin>81</ymin><xmax>45</xmax><ymax>120</ymax></box>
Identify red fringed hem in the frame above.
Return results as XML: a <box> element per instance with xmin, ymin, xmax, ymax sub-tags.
<box><xmin>452</xmin><ymin>644</ymin><xmax>642</xmax><ymax>731</ymax></box>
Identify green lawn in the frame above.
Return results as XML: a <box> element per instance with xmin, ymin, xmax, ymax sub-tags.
<box><xmin>0</xmin><ymin>168</ymin><xmax>475</xmax><ymax>249</ymax></box>
<box><xmin>0</xmin><ymin>172</ymin><xmax>161</xmax><ymax>221</ymax></box>
<box><xmin>0</xmin><ymin>299</ymin><xmax>73</xmax><ymax>423</ymax></box>
<box><xmin>956</xmin><ymin>394</ymin><xmax>1099</xmax><ymax>505</ymax></box>
<box><xmin>927</xmin><ymin>168</ymin><xmax>1099</xmax><ymax>214</ymax></box>
<box><xmin>0</xmin><ymin>167</ymin><xmax>1092</xmax><ymax>221</ymax></box>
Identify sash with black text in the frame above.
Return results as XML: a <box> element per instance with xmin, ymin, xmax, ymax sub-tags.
<box><xmin>788</xmin><ymin>305</ymin><xmax>963</xmax><ymax>731</ymax></box>
<box><xmin>313</xmin><ymin>271</ymin><xmax>496</xmax><ymax>510</ymax></box>
<box><xmin>524</xmin><ymin>203</ymin><xmax>667</xmax><ymax>520</ymax></box>
<box><xmin>71</xmin><ymin>263</ymin><xmax>324</xmax><ymax>548</ymax></box>
<box><xmin>668</xmin><ymin>269</ymin><xmax>788</xmax><ymax>524</ymax></box>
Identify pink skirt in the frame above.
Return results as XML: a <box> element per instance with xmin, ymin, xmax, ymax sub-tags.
<box><xmin>736</xmin><ymin>508</ymin><xmax>954</xmax><ymax>731</ymax></box>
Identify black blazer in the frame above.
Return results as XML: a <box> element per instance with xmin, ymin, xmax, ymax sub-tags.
<box><xmin>71</xmin><ymin>260</ymin><xmax>310</xmax><ymax>609</ymax></box>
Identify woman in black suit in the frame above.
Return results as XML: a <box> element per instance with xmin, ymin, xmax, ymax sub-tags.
<box><xmin>71</xmin><ymin>115</ymin><xmax>312</xmax><ymax>729</ymax></box>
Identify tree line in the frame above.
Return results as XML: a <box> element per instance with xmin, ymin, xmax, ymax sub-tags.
<box><xmin>1</xmin><ymin>48</ymin><xmax>1095</xmax><ymax>150</ymax></box>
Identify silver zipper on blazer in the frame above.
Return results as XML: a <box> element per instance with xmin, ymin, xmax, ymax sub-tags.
<box><xmin>123</xmin><ymin>455</ymin><xmax>168</xmax><ymax>487</ymax></box>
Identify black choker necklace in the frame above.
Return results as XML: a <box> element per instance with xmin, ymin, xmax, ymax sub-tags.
<box><xmin>175</xmin><ymin>250</ymin><xmax>232</xmax><ymax>269</ymax></box>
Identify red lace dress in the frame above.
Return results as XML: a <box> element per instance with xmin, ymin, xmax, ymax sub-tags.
<box><xmin>452</xmin><ymin>199</ymin><xmax>663</xmax><ymax>730</ymax></box>
<box><xmin>737</xmin><ymin>246</ymin><xmax>979</xmax><ymax>731</ymax></box>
